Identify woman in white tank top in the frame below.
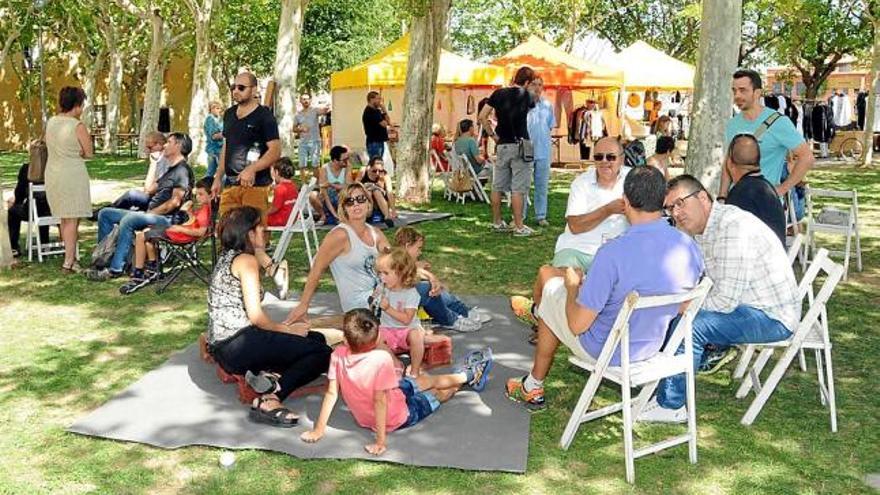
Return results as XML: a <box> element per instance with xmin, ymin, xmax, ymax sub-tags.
<box><xmin>285</xmin><ymin>183</ymin><xmax>391</xmax><ymax>325</ymax></box>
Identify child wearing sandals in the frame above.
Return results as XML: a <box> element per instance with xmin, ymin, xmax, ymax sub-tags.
<box><xmin>300</xmin><ymin>308</ymin><xmax>493</xmax><ymax>455</ymax></box>
<box><xmin>374</xmin><ymin>247</ymin><xmax>449</xmax><ymax>377</ymax></box>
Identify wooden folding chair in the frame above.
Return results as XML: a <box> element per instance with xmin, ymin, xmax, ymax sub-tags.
<box><xmin>804</xmin><ymin>187</ymin><xmax>861</xmax><ymax>280</ymax></box>
<box><xmin>735</xmin><ymin>248</ymin><xmax>845</xmax><ymax>431</ymax></box>
<box><xmin>269</xmin><ymin>177</ymin><xmax>319</xmax><ymax>267</ymax></box>
<box><xmin>559</xmin><ymin>278</ymin><xmax>713</xmax><ymax>483</ymax></box>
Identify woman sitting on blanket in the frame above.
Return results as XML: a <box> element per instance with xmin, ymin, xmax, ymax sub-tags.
<box><xmin>207</xmin><ymin>206</ymin><xmax>332</xmax><ymax>428</ymax></box>
<box><xmin>394</xmin><ymin>227</ymin><xmax>490</xmax><ymax>332</ymax></box>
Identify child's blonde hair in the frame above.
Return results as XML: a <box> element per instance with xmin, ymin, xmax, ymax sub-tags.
<box><xmin>394</xmin><ymin>226</ymin><xmax>425</xmax><ymax>248</ymax></box>
<box><xmin>342</xmin><ymin>308</ymin><xmax>380</xmax><ymax>353</ymax></box>
<box><xmin>377</xmin><ymin>247</ymin><xmax>418</xmax><ymax>289</ymax></box>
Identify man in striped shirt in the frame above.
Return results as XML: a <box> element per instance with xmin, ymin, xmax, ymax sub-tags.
<box><xmin>643</xmin><ymin>174</ymin><xmax>800</xmax><ymax>423</ymax></box>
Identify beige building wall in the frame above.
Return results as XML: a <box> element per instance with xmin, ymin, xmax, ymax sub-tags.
<box><xmin>0</xmin><ymin>51</ymin><xmax>193</xmax><ymax>151</ymax></box>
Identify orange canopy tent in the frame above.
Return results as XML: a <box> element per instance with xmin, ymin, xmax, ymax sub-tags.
<box><xmin>491</xmin><ymin>35</ymin><xmax>623</xmax><ymax>89</ymax></box>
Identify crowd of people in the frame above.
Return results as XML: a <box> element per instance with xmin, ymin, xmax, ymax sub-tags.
<box><xmin>15</xmin><ymin>64</ymin><xmax>817</xmax><ymax>454</ymax></box>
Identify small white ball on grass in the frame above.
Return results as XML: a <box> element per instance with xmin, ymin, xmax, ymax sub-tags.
<box><xmin>219</xmin><ymin>451</ymin><xmax>236</xmax><ymax>468</ymax></box>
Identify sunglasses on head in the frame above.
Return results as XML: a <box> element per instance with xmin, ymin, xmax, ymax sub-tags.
<box><xmin>342</xmin><ymin>194</ymin><xmax>369</xmax><ymax>207</ymax></box>
<box><xmin>593</xmin><ymin>153</ymin><xmax>618</xmax><ymax>162</ymax></box>
<box><xmin>230</xmin><ymin>84</ymin><xmax>251</xmax><ymax>92</ymax></box>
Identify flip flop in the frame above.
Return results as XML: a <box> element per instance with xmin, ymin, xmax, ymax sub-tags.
<box><xmin>245</xmin><ymin>370</ymin><xmax>280</xmax><ymax>394</ymax></box>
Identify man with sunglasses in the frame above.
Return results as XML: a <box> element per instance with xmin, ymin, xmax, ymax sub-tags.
<box><xmin>720</xmin><ymin>69</ymin><xmax>812</xmax><ymax>200</ymax></box>
<box><xmin>211</xmin><ymin>72</ymin><xmax>281</xmax><ymax>223</ymax></box>
<box><xmin>646</xmin><ymin>174</ymin><xmax>799</xmax><ymax>422</ymax></box>
<box><xmin>360</xmin><ymin>158</ymin><xmax>396</xmax><ymax>228</ymax></box>
<box><xmin>511</xmin><ymin>137</ymin><xmax>630</xmax><ymax>329</ymax></box>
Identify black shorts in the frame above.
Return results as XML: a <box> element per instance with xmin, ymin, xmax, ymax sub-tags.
<box><xmin>144</xmin><ymin>226</ymin><xmax>172</xmax><ymax>242</ymax></box>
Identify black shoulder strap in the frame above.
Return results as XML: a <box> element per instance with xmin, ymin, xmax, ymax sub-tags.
<box><xmin>753</xmin><ymin>111</ymin><xmax>782</xmax><ymax>140</ymax></box>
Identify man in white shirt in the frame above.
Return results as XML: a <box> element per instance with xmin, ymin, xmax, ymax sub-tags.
<box><xmin>511</xmin><ymin>137</ymin><xmax>631</xmax><ymax>326</ymax></box>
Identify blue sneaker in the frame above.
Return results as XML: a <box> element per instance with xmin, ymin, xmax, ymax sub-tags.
<box><xmin>465</xmin><ymin>347</ymin><xmax>493</xmax><ymax>392</ymax></box>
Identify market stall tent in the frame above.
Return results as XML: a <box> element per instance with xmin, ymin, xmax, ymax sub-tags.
<box><xmin>491</xmin><ymin>35</ymin><xmax>624</xmax><ymax>163</ymax></box>
<box><xmin>329</xmin><ymin>35</ymin><xmax>506</xmax><ymax>155</ymax></box>
<box><xmin>610</xmin><ymin>41</ymin><xmax>695</xmax><ymax>90</ymax></box>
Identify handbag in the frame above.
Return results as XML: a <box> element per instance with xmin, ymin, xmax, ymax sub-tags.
<box><xmin>90</xmin><ymin>225</ymin><xmax>120</xmax><ymax>269</ymax></box>
<box><xmin>518</xmin><ymin>138</ymin><xmax>534</xmax><ymax>161</ymax></box>
<box><xmin>28</xmin><ymin>139</ymin><xmax>48</xmax><ymax>182</ymax></box>
<box><xmin>449</xmin><ymin>169</ymin><xmax>474</xmax><ymax>193</ymax></box>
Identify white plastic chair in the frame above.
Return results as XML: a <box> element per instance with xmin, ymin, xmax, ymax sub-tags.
<box><xmin>27</xmin><ymin>183</ymin><xmax>74</xmax><ymax>262</ymax></box>
<box><xmin>804</xmin><ymin>187</ymin><xmax>861</xmax><ymax>280</ymax></box>
<box><xmin>269</xmin><ymin>177</ymin><xmax>319</xmax><ymax>267</ymax></box>
<box><xmin>735</xmin><ymin>248</ymin><xmax>844</xmax><ymax>431</ymax></box>
<box><xmin>559</xmin><ymin>278</ymin><xmax>713</xmax><ymax>484</ymax></box>
<box><xmin>784</xmin><ymin>189</ymin><xmax>807</xmax><ymax>271</ymax></box>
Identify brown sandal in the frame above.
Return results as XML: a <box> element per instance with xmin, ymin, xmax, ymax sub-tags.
<box><xmin>61</xmin><ymin>261</ymin><xmax>82</xmax><ymax>274</ymax></box>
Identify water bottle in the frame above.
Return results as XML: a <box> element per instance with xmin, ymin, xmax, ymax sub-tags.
<box><xmin>246</xmin><ymin>144</ymin><xmax>260</xmax><ymax>165</ymax></box>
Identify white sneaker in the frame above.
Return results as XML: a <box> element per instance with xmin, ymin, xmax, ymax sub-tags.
<box><xmin>468</xmin><ymin>307</ymin><xmax>493</xmax><ymax>323</ymax></box>
<box><xmin>637</xmin><ymin>397</ymin><xmax>687</xmax><ymax>423</ymax></box>
<box><xmin>513</xmin><ymin>225</ymin><xmax>536</xmax><ymax>237</ymax></box>
<box><xmin>450</xmin><ymin>315</ymin><xmax>482</xmax><ymax>333</ymax></box>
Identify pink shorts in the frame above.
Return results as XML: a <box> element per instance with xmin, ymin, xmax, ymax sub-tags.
<box><xmin>380</xmin><ymin>327</ymin><xmax>412</xmax><ymax>353</ymax></box>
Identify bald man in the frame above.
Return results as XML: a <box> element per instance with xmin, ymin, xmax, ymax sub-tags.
<box><xmin>511</xmin><ymin>137</ymin><xmax>632</xmax><ymax>330</ymax></box>
<box><xmin>725</xmin><ymin>134</ymin><xmax>786</xmax><ymax>245</ymax></box>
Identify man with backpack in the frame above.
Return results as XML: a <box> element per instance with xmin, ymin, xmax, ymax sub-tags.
<box><xmin>719</xmin><ymin>69</ymin><xmax>813</xmax><ymax>200</ymax></box>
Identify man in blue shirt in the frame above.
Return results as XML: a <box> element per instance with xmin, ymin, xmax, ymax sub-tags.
<box><xmin>526</xmin><ymin>77</ymin><xmax>556</xmax><ymax>226</ymax></box>
<box><xmin>720</xmin><ymin>69</ymin><xmax>813</xmax><ymax>200</ymax></box>
<box><xmin>505</xmin><ymin>166</ymin><xmax>704</xmax><ymax>411</ymax></box>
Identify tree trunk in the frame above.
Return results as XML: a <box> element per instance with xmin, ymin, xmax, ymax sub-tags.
<box><xmin>273</xmin><ymin>0</ymin><xmax>309</xmax><ymax>158</ymax></box>
<box><xmin>0</xmin><ymin>184</ymin><xmax>12</xmax><ymax>270</ymax></box>
<box><xmin>862</xmin><ymin>18</ymin><xmax>880</xmax><ymax>168</ymax></box>
<box><xmin>81</xmin><ymin>46</ymin><xmax>108</xmax><ymax>129</ymax></box>
<box><xmin>396</xmin><ymin>0</ymin><xmax>452</xmax><ymax>203</ymax></box>
<box><xmin>138</xmin><ymin>11</ymin><xmax>166</xmax><ymax>157</ymax></box>
<box><xmin>685</xmin><ymin>0</ymin><xmax>742</xmax><ymax>192</ymax></box>
<box><xmin>104</xmin><ymin>26</ymin><xmax>124</xmax><ymax>154</ymax></box>
<box><xmin>186</xmin><ymin>0</ymin><xmax>215</xmax><ymax>166</ymax></box>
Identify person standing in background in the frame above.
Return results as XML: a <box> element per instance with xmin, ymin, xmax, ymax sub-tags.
<box><xmin>362</xmin><ymin>91</ymin><xmax>391</xmax><ymax>162</ymax></box>
<box><xmin>526</xmin><ymin>77</ymin><xmax>555</xmax><ymax>227</ymax></box>
<box><xmin>203</xmin><ymin>101</ymin><xmax>224</xmax><ymax>181</ymax></box>
<box><xmin>294</xmin><ymin>93</ymin><xmax>330</xmax><ymax>183</ymax></box>
<box><xmin>45</xmin><ymin>86</ymin><xmax>93</xmax><ymax>273</ymax></box>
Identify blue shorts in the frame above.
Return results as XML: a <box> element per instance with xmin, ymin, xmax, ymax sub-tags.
<box><xmin>398</xmin><ymin>377</ymin><xmax>440</xmax><ymax>428</ymax></box>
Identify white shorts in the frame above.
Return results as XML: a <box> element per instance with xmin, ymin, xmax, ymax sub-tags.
<box><xmin>536</xmin><ymin>277</ymin><xmax>593</xmax><ymax>361</ymax></box>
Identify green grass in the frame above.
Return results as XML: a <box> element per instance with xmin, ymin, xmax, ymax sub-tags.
<box><xmin>1</xmin><ymin>152</ymin><xmax>878</xmax><ymax>494</ymax></box>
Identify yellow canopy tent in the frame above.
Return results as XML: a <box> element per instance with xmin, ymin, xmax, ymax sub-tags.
<box><xmin>329</xmin><ymin>35</ymin><xmax>506</xmax><ymax>153</ymax></box>
<box><xmin>611</xmin><ymin>41</ymin><xmax>695</xmax><ymax>90</ymax></box>
<box><xmin>491</xmin><ymin>36</ymin><xmax>624</xmax><ymax>162</ymax></box>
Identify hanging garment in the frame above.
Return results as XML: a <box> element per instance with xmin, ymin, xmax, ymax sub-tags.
<box><xmin>466</xmin><ymin>94</ymin><xmax>475</xmax><ymax>115</ymax></box>
<box><xmin>811</xmin><ymin>104</ymin><xmax>834</xmax><ymax>143</ymax></box>
<box><xmin>856</xmin><ymin>92</ymin><xmax>867</xmax><ymax>130</ymax></box>
<box><xmin>764</xmin><ymin>95</ymin><xmax>780</xmax><ymax>111</ymax></box>
<box><xmin>802</xmin><ymin>102</ymin><xmax>814</xmax><ymax>140</ymax></box>
<box><xmin>784</xmin><ymin>96</ymin><xmax>799</xmax><ymax>126</ymax></box>
<box><xmin>794</xmin><ymin>102</ymin><xmax>804</xmax><ymax>135</ymax></box>
<box><xmin>831</xmin><ymin>94</ymin><xmax>852</xmax><ymax>127</ymax></box>
<box><xmin>555</xmin><ymin>87</ymin><xmax>574</xmax><ymax>125</ymax></box>
<box><xmin>589</xmin><ymin>110</ymin><xmax>605</xmax><ymax>140</ymax></box>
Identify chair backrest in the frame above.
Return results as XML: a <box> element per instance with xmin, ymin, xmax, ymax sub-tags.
<box><xmin>589</xmin><ymin>278</ymin><xmax>714</xmax><ymax>369</ymax></box>
<box><xmin>429</xmin><ymin>149</ymin><xmax>443</xmax><ymax>174</ymax></box>
<box><xmin>806</xmin><ymin>187</ymin><xmax>857</xmax><ymax>226</ymax></box>
<box><xmin>273</xmin><ymin>177</ymin><xmax>317</xmax><ymax>232</ymax></box>
<box><xmin>786</xmin><ymin>233</ymin><xmax>804</xmax><ymax>265</ymax></box>
<box><xmin>791</xmin><ymin>248</ymin><xmax>844</xmax><ymax>344</ymax></box>
<box><xmin>785</xmin><ymin>189</ymin><xmax>800</xmax><ymax>235</ymax></box>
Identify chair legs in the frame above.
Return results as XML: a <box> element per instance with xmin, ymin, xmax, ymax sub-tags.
<box><xmin>685</xmin><ymin>367</ymin><xmax>698</xmax><ymax>464</ymax></box>
<box><xmin>733</xmin><ymin>344</ymin><xmax>756</xmax><ymax>380</ymax></box>
<box><xmin>621</xmin><ymin>372</ymin><xmax>635</xmax><ymax>484</ymax></box>
<box><xmin>741</xmin><ymin>344</ymin><xmax>801</xmax><ymax>426</ymax></box>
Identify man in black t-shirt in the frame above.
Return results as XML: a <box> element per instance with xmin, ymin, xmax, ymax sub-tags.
<box><xmin>479</xmin><ymin>66</ymin><xmax>537</xmax><ymax>236</ymax></box>
<box><xmin>362</xmin><ymin>91</ymin><xmax>391</xmax><ymax>160</ymax></box>
<box><xmin>89</xmin><ymin>133</ymin><xmax>194</xmax><ymax>280</ymax></box>
<box><xmin>726</xmin><ymin>134</ymin><xmax>786</xmax><ymax>246</ymax></box>
<box><xmin>211</xmin><ymin>71</ymin><xmax>281</xmax><ymax>224</ymax></box>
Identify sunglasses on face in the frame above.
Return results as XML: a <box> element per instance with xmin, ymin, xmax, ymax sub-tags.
<box><xmin>230</xmin><ymin>84</ymin><xmax>251</xmax><ymax>92</ymax></box>
<box><xmin>663</xmin><ymin>190</ymin><xmax>701</xmax><ymax>216</ymax></box>
<box><xmin>342</xmin><ymin>194</ymin><xmax>369</xmax><ymax>207</ymax></box>
<box><xmin>369</xmin><ymin>168</ymin><xmax>386</xmax><ymax>175</ymax></box>
<box><xmin>593</xmin><ymin>153</ymin><xmax>618</xmax><ymax>162</ymax></box>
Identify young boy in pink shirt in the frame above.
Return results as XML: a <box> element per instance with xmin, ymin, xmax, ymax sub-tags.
<box><xmin>301</xmin><ymin>308</ymin><xmax>493</xmax><ymax>455</ymax></box>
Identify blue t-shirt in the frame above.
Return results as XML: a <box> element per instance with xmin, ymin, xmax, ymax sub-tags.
<box><xmin>576</xmin><ymin>218</ymin><xmax>705</xmax><ymax>365</ymax></box>
<box><xmin>724</xmin><ymin>107</ymin><xmax>804</xmax><ymax>185</ymax></box>
<box><xmin>527</xmin><ymin>98</ymin><xmax>556</xmax><ymax>160</ymax></box>
<box><xmin>204</xmin><ymin>114</ymin><xmax>224</xmax><ymax>155</ymax></box>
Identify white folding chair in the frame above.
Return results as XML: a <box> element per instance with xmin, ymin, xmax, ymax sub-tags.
<box><xmin>429</xmin><ymin>149</ymin><xmax>449</xmax><ymax>190</ymax></box>
<box><xmin>804</xmin><ymin>186</ymin><xmax>861</xmax><ymax>280</ymax></box>
<box><xmin>734</xmin><ymin>233</ymin><xmax>807</xmax><ymax>379</ymax></box>
<box><xmin>559</xmin><ymin>278</ymin><xmax>713</xmax><ymax>484</ymax></box>
<box><xmin>735</xmin><ymin>248</ymin><xmax>844</xmax><ymax>431</ymax></box>
<box><xmin>26</xmin><ymin>183</ymin><xmax>74</xmax><ymax>262</ymax></box>
<box><xmin>453</xmin><ymin>151</ymin><xmax>490</xmax><ymax>204</ymax></box>
<box><xmin>269</xmin><ymin>177</ymin><xmax>319</xmax><ymax>267</ymax></box>
<box><xmin>784</xmin><ymin>189</ymin><xmax>807</xmax><ymax>271</ymax></box>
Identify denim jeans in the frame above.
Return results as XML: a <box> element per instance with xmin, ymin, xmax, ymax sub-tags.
<box><xmin>110</xmin><ymin>190</ymin><xmax>151</xmax><ymax>211</ymax></box>
<box><xmin>415</xmin><ymin>280</ymin><xmax>470</xmax><ymax>326</ymax></box>
<box><xmin>98</xmin><ymin>207</ymin><xmax>172</xmax><ymax>273</ymax></box>
<box><xmin>656</xmin><ymin>305</ymin><xmax>792</xmax><ymax>409</ymax></box>
<box><xmin>366</xmin><ymin>141</ymin><xmax>385</xmax><ymax>160</ymax></box>
<box><xmin>205</xmin><ymin>152</ymin><xmax>220</xmax><ymax>180</ymax></box>
<box><xmin>532</xmin><ymin>157</ymin><xmax>551</xmax><ymax>221</ymax></box>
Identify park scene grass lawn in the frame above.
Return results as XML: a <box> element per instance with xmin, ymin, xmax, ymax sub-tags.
<box><xmin>0</xmin><ymin>152</ymin><xmax>878</xmax><ymax>494</ymax></box>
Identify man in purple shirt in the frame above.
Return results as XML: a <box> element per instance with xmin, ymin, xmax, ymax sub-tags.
<box><xmin>506</xmin><ymin>166</ymin><xmax>705</xmax><ymax>411</ymax></box>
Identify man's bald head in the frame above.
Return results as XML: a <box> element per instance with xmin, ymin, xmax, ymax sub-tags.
<box><xmin>728</xmin><ymin>134</ymin><xmax>761</xmax><ymax>170</ymax></box>
<box><xmin>595</xmin><ymin>136</ymin><xmax>624</xmax><ymax>156</ymax></box>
